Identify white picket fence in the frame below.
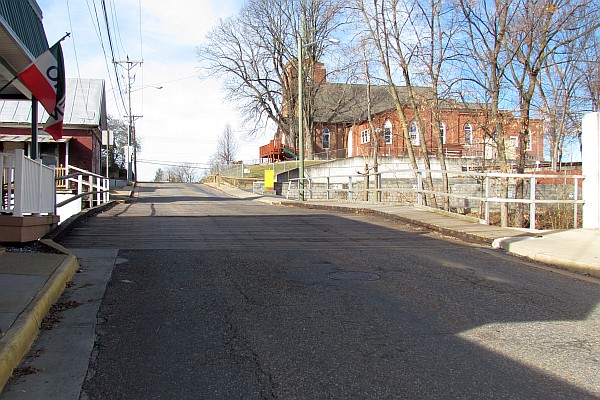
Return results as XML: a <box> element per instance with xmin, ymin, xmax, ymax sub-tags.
<box><xmin>1</xmin><ymin>149</ymin><xmax>56</xmax><ymax>216</ymax></box>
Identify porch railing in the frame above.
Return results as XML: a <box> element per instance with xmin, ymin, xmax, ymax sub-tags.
<box><xmin>55</xmin><ymin>165</ymin><xmax>110</xmax><ymax>208</ymax></box>
<box><xmin>1</xmin><ymin>149</ymin><xmax>56</xmax><ymax>216</ymax></box>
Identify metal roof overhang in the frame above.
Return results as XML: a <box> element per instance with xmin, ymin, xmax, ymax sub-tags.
<box><xmin>0</xmin><ymin>1</ymin><xmax>49</xmax><ymax>101</ymax></box>
<box><xmin>0</xmin><ymin>133</ymin><xmax>71</xmax><ymax>143</ymax></box>
<box><xmin>0</xmin><ymin>27</ymin><xmax>34</xmax><ymax>100</ymax></box>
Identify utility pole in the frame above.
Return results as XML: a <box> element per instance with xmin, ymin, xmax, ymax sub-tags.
<box><xmin>129</xmin><ymin>115</ymin><xmax>142</xmax><ymax>180</ymax></box>
<box><xmin>114</xmin><ymin>56</ymin><xmax>143</xmax><ymax>182</ymax></box>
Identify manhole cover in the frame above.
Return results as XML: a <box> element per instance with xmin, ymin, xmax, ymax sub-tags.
<box><xmin>327</xmin><ymin>271</ymin><xmax>380</xmax><ymax>281</ymax></box>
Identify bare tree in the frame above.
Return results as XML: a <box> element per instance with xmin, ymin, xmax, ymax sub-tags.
<box><xmin>154</xmin><ymin>168</ymin><xmax>166</xmax><ymax>182</ymax></box>
<box><xmin>458</xmin><ymin>0</ymin><xmax>518</xmax><ymax>168</ymax></box>
<box><xmin>508</xmin><ymin>0</ymin><xmax>598</xmax><ymax>169</ymax></box>
<box><xmin>458</xmin><ymin>0</ymin><xmax>519</xmax><ymax>226</ymax></box>
<box><xmin>168</xmin><ymin>164</ymin><xmax>199</xmax><ymax>183</ymax></box>
<box><xmin>216</xmin><ymin>124</ymin><xmax>239</xmax><ymax>165</ymax></box>
<box><xmin>506</xmin><ymin>0</ymin><xmax>599</xmax><ymax>225</ymax></box>
<box><xmin>582</xmin><ymin>35</ymin><xmax>600</xmax><ymax>112</ymax></box>
<box><xmin>412</xmin><ymin>0</ymin><xmax>462</xmax><ymax>210</ymax></box>
<box><xmin>362</xmin><ymin>38</ymin><xmax>379</xmax><ymax>202</ymax></box>
<box><xmin>538</xmin><ymin>38</ymin><xmax>588</xmax><ymax>170</ymax></box>
<box><xmin>538</xmin><ymin>7</ymin><xmax>600</xmax><ymax>170</ymax></box>
<box><xmin>356</xmin><ymin>0</ymin><xmax>440</xmax><ymax>206</ymax></box>
<box><xmin>196</xmin><ymin>0</ymin><xmax>346</xmax><ymax>157</ymax></box>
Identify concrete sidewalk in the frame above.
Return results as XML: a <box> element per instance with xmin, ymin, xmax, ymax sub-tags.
<box><xmin>209</xmin><ymin>182</ymin><xmax>600</xmax><ymax>279</ymax></box>
<box><xmin>0</xmin><ymin>248</ymin><xmax>78</xmax><ymax>392</ymax></box>
<box><xmin>0</xmin><ymin>184</ymin><xmax>134</xmax><ymax>392</ymax></box>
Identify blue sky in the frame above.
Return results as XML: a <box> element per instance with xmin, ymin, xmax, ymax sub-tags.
<box><xmin>35</xmin><ymin>0</ymin><xmax>584</xmax><ymax>178</ymax></box>
<box><xmin>36</xmin><ymin>0</ymin><xmax>265</xmax><ymax>180</ymax></box>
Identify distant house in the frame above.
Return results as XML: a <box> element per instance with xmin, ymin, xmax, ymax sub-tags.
<box><xmin>262</xmin><ymin>62</ymin><xmax>544</xmax><ymax>164</ymax></box>
<box><xmin>0</xmin><ymin>78</ymin><xmax>108</xmax><ymax>174</ymax></box>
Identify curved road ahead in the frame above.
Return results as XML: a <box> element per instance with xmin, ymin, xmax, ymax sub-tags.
<box><xmin>9</xmin><ymin>182</ymin><xmax>600</xmax><ymax>399</ymax></box>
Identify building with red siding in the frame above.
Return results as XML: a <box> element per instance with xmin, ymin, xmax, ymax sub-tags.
<box><xmin>0</xmin><ymin>78</ymin><xmax>107</xmax><ymax>174</ymax></box>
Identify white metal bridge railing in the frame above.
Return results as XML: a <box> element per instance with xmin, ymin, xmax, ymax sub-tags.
<box><xmin>281</xmin><ymin>168</ymin><xmax>585</xmax><ymax>230</ymax></box>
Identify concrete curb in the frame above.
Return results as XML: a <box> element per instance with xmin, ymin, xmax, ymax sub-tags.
<box><xmin>530</xmin><ymin>253</ymin><xmax>600</xmax><ymax>278</ymax></box>
<box><xmin>0</xmin><ymin>254</ymin><xmax>79</xmax><ymax>392</ymax></box>
<box><xmin>413</xmin><ymin>204</ymin><xmax>483</xmax><ymax>224</ymax></box>
<box><xmin>282</xmin><ymin>201</ymin><xmax>495</xmax><ymax>246</ymax></box>
<box><xmin>494</xmin><ymin>238</ymin><xmax>600</xmax><ymax>279</ymax></box>
<box><xmin>39</xmin><ymin>238</ymin><xmax>76</xmax><ymax>257</ymax></box>
<box><xmin>0</xmin><ymin>188</ymin><xmax>131</xmax><ymax>390</ymax></box>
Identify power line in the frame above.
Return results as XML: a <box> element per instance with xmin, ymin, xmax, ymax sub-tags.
<box><xmin>66</xmin><ymin>1</ymin><xmax>81</xmax><ymax>81</ymax></box>
<box><xmin>100</xmin><ymin>0</ymin><xmax>128</xmax><ymax>115</ymax></box>
<box><xmin>84</xmin><ymin>0</ymin><xmax>126</xmax><ymax>117</ymax></box>
<box><xmin>137</xmin><ymin>0</ymin><xmax>145</xmax><ymax>134</ymax></box>
<box><xmin>154</xmin><ymin>74</ymin><xmax>199</xmax><ymax>85</ymax></box>
<box><xmin>79</xmin><ymin>0</ymin><xmax>123</xmax><ymax>116</ymax></box>
<box><xmin>66</xmin><ymin>0</ymin><xmax>89</xmax><ymax>115</ymax></box>
<box><xmin>109</xmin><ymin>0</ymin><xmax>126</xmax><ymax>58</ymax></box>
<box><xmin>138</xmin><ymin>0</ymin><xmax>144</xmax><ymax>61</ymax></box>
<box><xmin>138</xmin><ymin>159</ymin><xmax>211</xmax><ymax>169</ymax></box>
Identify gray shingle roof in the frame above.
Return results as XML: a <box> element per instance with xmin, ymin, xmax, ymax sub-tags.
<box><xmin>314</xmin><ymin>83</ymin><xmax>435</xmax><ymax>124</ymax></box>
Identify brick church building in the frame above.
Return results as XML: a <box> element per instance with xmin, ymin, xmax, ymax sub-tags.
<box><xmin>261</xmin><ymin>63</ymin><xmax>544</xmax><ymax>164</ymax></box>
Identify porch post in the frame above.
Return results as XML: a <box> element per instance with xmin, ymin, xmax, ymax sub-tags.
<box><xmin>31</xmin><ymin>97</ymin><xmax>38</xmax><ymax>160</ymax></box>
<box><xmin>13</xmin><ymin>149</ymin><xmax>24</xmax><ymax>216</ymax></box>
<box><xmin>65</xmin><ymin>140</ymin><xmax>70</xmax><ymax>175</ymax></box>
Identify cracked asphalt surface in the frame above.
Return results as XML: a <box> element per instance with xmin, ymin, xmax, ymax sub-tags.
<box><xmin>57</xmin><ymin>183</ymin><xmax>600</xmax><ymax>399</ymax></box>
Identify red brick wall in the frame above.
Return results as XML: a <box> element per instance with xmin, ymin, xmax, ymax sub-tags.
<box><xmin>335</xmin><ymin>106</ymin><xmax>544</xmax><ymax>161</ymax></box>
<box><xmin>534</xmin><ymin>169</ymin><xmax>583</xmax><ymax>186</ymax></box>
<box><xmin>313</xmin><ymin>123</ymin><xmax>346</xmax><ymax>156</ymax></box>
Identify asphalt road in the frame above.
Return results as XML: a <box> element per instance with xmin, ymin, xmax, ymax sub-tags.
<box><xmin>8</xmin><ymin>182</ymin><xmax>600</xmax><ymax>399</ymax></box>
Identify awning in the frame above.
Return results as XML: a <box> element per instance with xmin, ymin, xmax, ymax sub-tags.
<box><xmin>0</xmin><ymin>1</ymin><xmax>49</xmax><ymax>100</ymax></box>
<box><xmin>0</xmin><ymin>133</ymin><xmax>71</xmax><ymax>143</ymax></box>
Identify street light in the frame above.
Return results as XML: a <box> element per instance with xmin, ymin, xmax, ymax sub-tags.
<box><xmin>297</xmin><ymin>34</ymin><xmax>339</xmax><ymax>200</ymax></box>
<box><xmin>129</xmin><ymin>85</ymin><xmax>163</xmax><ymax>93</ymax></box>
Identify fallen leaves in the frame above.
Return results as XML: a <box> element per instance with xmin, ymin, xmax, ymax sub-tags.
<box><xmin>41</xmin><ymin>300</ymin><xmax>85</xmax><ymax>330</ymax></box>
